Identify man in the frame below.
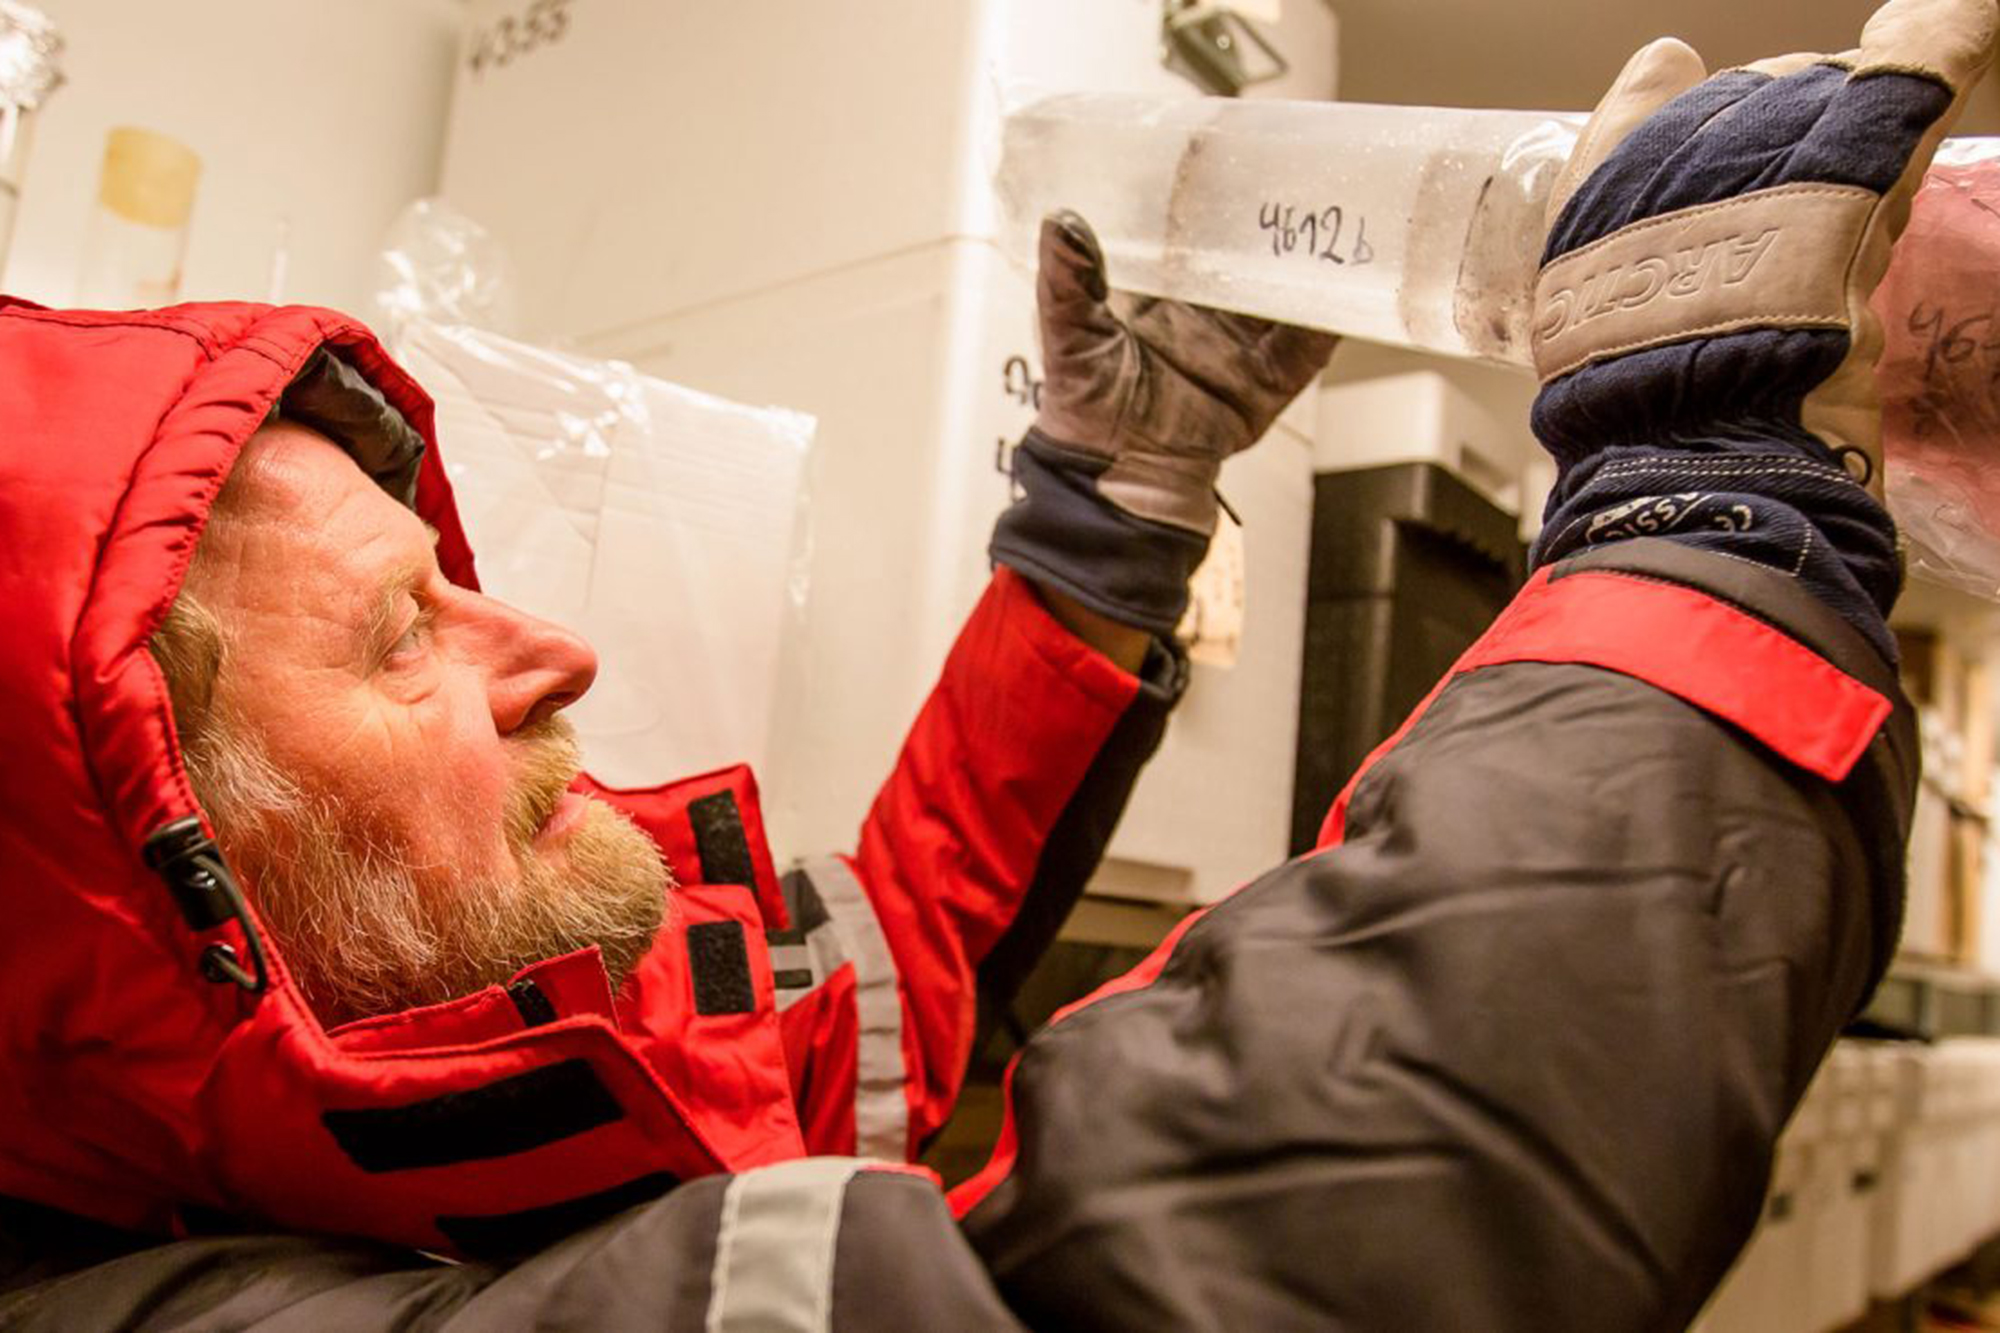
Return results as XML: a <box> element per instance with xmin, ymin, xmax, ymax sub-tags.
<box><xmin>0</xmin><ymin>0</ymin><xmax>1983</xmax><ymax>1326</ymax></box>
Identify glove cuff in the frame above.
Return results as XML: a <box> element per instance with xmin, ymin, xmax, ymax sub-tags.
<box><xmin>989</xmin><ymin>430</ymin><xmax>1209</xmax><ymax>640</ymax></box>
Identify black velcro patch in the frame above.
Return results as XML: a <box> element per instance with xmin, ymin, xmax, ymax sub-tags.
<box><xmin>321</xmin><ymin>1058</ymin><xmax>622</xmax><ymax>1173</ymax></box>
<box><xmin>437</xmin><ymin>1170</ymin><xmax>678</xmax><ymax>1259</ymax></box>
<box><xmin>508</xmin><ymin>979</ymin><xmax>558</xmax><ymax>1028</ymax></box>
<box><xmin>689</xmin><ymin>790</ymin><xmax>756</xmax><ymax>887</ymax></box>
<box><xmin>772</xmin><ymin>968</ymin><xmax>815</xmax><ymax>990</ymax></box>
<box><xmin>688</xmin><ymin>920</ymin><xmax>756</xmax><ymax>1016</ymax></box>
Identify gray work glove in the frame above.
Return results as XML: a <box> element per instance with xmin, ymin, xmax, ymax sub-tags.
<box><xmin>991</xmin><ymin>211</ymin><xmax>1338</xmax><ymax>637</ymax></box>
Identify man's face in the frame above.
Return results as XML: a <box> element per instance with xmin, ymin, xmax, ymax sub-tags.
<box><xmin>175</xmin><ymin>421</ymin><xmax>668</xmax><ymax>1026</ymax></box>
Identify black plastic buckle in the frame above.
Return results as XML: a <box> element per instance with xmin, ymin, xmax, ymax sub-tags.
<box><xmin>143</xmin><ymin>816</ymin><xmax>270</xmax><ymax>995</ymax></box>
<box><xmin>143</xmin><ymin>816</ymin><xmax>232</xmax><ymax>929</ymax></box>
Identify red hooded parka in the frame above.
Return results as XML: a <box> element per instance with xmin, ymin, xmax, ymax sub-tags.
<box><xmin>0</xmin><ymin>297</ymin><xmax>1174</xmax><ymax>1258</ymax></box>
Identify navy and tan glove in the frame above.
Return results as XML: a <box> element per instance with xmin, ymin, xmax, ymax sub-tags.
<box><xmin>991</xmin><ymin>211</ymin><xmax>1338</xmax><ymax>638</ymax></box>
<box><xmin>1530</xmin><ymin>0</ymin><xmax>1997</xmax><ymax>658</ymax></box>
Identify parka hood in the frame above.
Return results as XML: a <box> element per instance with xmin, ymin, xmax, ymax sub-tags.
<box><xmin>0</xmin><ymin>299</ymin><xmax>803</xmax><ymax>1254</ymax></box>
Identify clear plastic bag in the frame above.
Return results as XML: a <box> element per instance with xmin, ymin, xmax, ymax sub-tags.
<box><xmin>377</xmin><ymin>201</ymin><xmax>817</xmax><ymax>788</ymax></box>
<box><xmin>374</xmin><ymin>198</ymin><xmax>517</xmax><ymax>337</ymax></box>
<box><xmin>0</xmin><ymin>2</ymin><xmax>60</xmax><ymax>113</ymax></box>
<box><xmin>1874</xmin><ymin>141</ymin><xmax>2000</xmax><ymax>598</ymax></box>
<box><xmin>0</xmin><ymin>2</ymin><xmax>61</xmax><ymax>270</ymax></box>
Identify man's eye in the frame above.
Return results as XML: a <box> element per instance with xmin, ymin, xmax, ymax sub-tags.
<box><xmin>386</xmin><ymin>618</ymin><xmax>429</xmax><ymax>665</ymax></box>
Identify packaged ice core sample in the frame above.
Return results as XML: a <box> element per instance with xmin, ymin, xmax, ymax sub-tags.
<box><xmin>1873</xmin><ymin>141</ymin><xmax>2000</xmax><ymax>597</ymax></box>
<box><xmin>996</xmin><ymin>93</ymin><xmax>1584</xmax><ymax>364</ymax></box>
<box><xmin>998</xmin><ymin>92</ymin><xmax>2000</xmax><ymax>598</ymax></box>
<box><xmin>996</xmin><ymin>92</ymin><xmax>1992</xmax><ymax>367</ymax></box>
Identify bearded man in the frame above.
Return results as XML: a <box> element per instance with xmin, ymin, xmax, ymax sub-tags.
<box><xmin>0</xmin><ymin>0</ymin><xmax>1986</xmax><ymax>1325</ymax></box>
<box><xmin>147</xmin><ymin>420</ymin><xmax>675</xmax><ymax>1028</ymax></box>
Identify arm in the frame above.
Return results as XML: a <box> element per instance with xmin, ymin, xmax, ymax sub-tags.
<box><xmin>0</xmin><ymin>1165</ymin><xmax>1024</xmax><ymax>1331</ymax></box>
<box><xmin>775</xmin><ymin>217</ymin><xmax>1335</xmax><ymax>1156</ymax></box>
<box><xmin>954</xmin><ymin>0</ymin><xmax>1981</xmax><ymax>1326</ymax></box>
<box><xmin>957</xmin><ymin>540</ymin><xmax>1917</xmax><ymax>1333</ymax></box>
<box><xmin>1036</xmin><ymin>585</ymin><xmax>1147</xmax><ymax>675</ymax></box>
<box><xmin>773</xmin><ymin>568</ymin><xmax>1180</xmax><ymax>1158</ymax></box>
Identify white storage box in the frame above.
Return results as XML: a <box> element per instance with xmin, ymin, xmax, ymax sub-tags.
<box><xmin>1699</xmin><ymin>1139</ymin><xmax>1812</xmax><ymax>1333</ymax></box>
<box><xmin>1800</xmin><ymin>1045</ymin><xmax>1881</xmax><ymax>1333</ymax></box>
<box><xmin>437</xmin><ymin>0</ymin><xmax>1341</xmax><ymax>893</ymax></box>
<box><xmin>398</xmin><ymin>321</ymin><xmax>814</xmax><ymax>789</ymax></box>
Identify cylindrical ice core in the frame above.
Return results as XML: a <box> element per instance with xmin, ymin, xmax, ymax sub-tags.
<box><xmin>999</xmin><ymin>92</ymin><xmax>2000</xmax><ymax>601</ymax></box>
<box><xmin>996</xmin><ymin>92</ymin><xmax>1991</xmax><ymax>366</ymax></box>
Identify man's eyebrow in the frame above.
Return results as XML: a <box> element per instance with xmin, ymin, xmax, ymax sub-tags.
<box><xmin>359</xmin><ymin>526</ymin><xmax>443</xmax><ymax>654</ymax></box>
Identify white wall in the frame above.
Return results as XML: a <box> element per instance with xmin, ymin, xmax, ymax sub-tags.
<box><xmin>3</xmin><ymin>0</ymin><xmax>461</xmax><ymax>315</ymax></box>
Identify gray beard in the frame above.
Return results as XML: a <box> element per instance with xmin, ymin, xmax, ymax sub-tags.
<box><xmin>181</xmin><ymin>713</ymin><xmax>671</xmax><ymax>1028</ymax></box>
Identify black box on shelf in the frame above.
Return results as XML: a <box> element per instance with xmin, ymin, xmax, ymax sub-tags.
<box><xmin>1290</xmin><ymin>463</ymin><xmax>1527</xmax><ymax>855</ymax></box>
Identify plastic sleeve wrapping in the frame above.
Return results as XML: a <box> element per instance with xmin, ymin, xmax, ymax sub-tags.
<box><xmin>1872</xmin><ymin>141</ymin><xmax>2000</xmax><ymax>598</ymax></box>
<box><xmin>0</xmin><ymin>3</ymin><xmax>62</xmax><ymax>110</ymax></box>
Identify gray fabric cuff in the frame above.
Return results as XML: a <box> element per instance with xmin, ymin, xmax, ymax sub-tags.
<box><xmin>988</xmin><ymin>430</ymin><xmax>1208</xmax><ymax>640</ymax></box>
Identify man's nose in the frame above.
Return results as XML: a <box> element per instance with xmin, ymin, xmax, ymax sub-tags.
<box><xmin>471</xmin><ymin>594</ymin><xmax>599</xmax><ymax>734</ymax></box>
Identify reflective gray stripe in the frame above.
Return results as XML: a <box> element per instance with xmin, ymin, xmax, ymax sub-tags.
<box><xmin>706</xmin><ymin>1157</ymin><xmax>867</xmax><ymax>1333</ymax></box>
<box><xmin>800</xmin><ymin>855</ymin><xmax>909</xmax><ymax>1160</ymax></box>
<box><xmin>769</xmin><ymin>941</ymin><xmax>812</xmax><ymax>987</ymax></box>
<box><xmin>773</xmin><ymin>923</ymin><xmax>855</xmax><ymax>1013</ymax></box>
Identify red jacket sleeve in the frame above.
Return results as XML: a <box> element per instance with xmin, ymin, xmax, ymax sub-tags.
<box><xmin>774</xmin><ymin>568</ymin><xmax>1181</xmax><ymax>1157</ymax></box>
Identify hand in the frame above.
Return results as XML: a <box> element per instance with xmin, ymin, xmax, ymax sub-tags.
<box><xmin>991</xmin><ymin>212</ymin><xmax>1336</xmax><ymax>641</ymax></box>
<box><xmin>1032</xmin><ymin>211</ymin><xmax>1338</xmax><ymax>536</ymax></box>
<box><xmin>1528</xmin><ymin>0</ymin><xmax>1998</xmax><ymax>497</ymax></box>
